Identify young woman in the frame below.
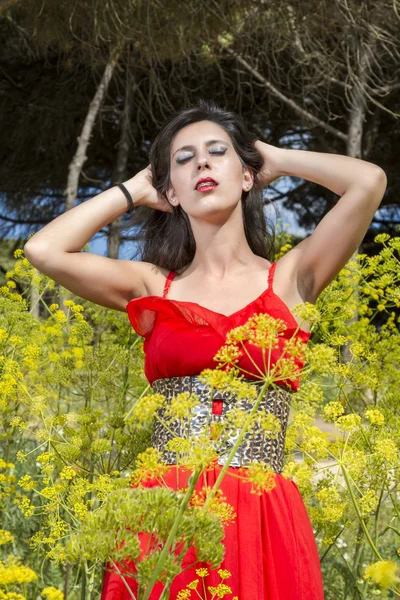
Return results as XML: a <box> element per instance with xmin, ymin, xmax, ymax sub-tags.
<box><xmin>24</xmin><ymin>100</ymin><xmax>387</xmax><ymax>599</ymax></box>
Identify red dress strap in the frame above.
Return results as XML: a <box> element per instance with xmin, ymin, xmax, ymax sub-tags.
<box><xmin>163</xmin><ymin>271</ymin><xmax>176</xmax><ymax>298</ymax></box>
<box><xmin>267</xmin><ymin>262</ymin><xmax>277</xmax><ymax>292</ymax></box>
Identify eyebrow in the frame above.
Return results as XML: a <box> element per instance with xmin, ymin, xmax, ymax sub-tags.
<box><xmin>172</xmin><ymin>139</ymin><xmax>228</xmax><ymax>157</ymax></box>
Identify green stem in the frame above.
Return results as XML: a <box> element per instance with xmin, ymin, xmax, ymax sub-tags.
<box><xmin>340</xmin><ymin>464</ymin><xmax>382</xmax><ymax>561</ymax></box>
<box><xmin>141</xmin><ymin>468</ymin><xmax>203</xmax><ymax>600</ymax></box>
<box><xmin>110</xmin><ymin>560</ymin><xmax>137</xmax><ymax>599</ymax></box>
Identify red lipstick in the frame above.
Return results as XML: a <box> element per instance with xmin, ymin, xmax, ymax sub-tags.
<box><xmin>195</xmin><ymin>177</ymin><xmax>219</xmax><ymax>192</ymax></box>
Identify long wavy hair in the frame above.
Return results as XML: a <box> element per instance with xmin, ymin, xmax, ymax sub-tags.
<box><xmin>139</xmin><ymin>99</ymin><xmax>276</xmax><ymax>272</ymax></box>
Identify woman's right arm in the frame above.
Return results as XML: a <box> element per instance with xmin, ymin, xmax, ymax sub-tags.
<box><xmin>24</xmin><ymin>167</ymin><xmax>172</xmax><ymax>312</ymax></box>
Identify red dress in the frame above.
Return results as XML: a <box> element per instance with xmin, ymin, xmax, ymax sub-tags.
<box><xmin>101</xmin><ymin>262</ymin><xmax>325</xmax><ymax>599</ymax></box>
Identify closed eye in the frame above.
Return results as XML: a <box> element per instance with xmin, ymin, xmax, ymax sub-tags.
<box><xmin>176</xmin><ymin>147</ymin><xmax>227</xmax><ymax>165</ymax></box>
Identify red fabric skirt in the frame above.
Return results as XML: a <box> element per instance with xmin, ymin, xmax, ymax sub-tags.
<box><xmin>100</xmin><ymin>461</ymin><xmax>324</xmax><ymax>599</ymax></box>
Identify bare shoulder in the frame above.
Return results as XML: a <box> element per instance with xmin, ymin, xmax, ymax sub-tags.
<box><xmin>274</xmin><ymin>238</ymin><xmax>317</xmax><ymax>305</ymax></box>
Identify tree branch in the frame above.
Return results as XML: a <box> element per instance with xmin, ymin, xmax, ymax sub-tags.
<box><xmin>222</xmin><ymin>46</ymin><xmax>348</xmax><ymax>143</ymax></box>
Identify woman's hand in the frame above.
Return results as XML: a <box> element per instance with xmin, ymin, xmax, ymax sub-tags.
<box><xmin>123</xmin><ymin>165</ymin><xmax>173</xmax><ymax>213</ymax></box>
<box><xmin>254</xmin><ymin>140</ymin><xmax>285</xmax><ymax>187</ymax></box>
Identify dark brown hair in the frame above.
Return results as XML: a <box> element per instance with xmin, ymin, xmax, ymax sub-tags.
<box><xmin>138</xmin><ymin>99</ymin><xmax>275</xmax><ymax>271</ymax></box>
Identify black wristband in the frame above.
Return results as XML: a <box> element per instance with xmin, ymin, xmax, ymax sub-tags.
<box><xmin>115</xmin><ymin>183</ymin><xmax>134</xmax><ymax>214</ymax></box>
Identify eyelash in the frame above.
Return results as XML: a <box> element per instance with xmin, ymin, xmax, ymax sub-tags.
<box><xmin>176</xmin><ymin>148</ymin><xmax>227</xmax><ymax>164</ymax></box>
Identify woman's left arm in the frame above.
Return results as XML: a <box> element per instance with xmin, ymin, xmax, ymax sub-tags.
<box><xmin>255</xmin><ymin>141</ymin><xmax>387</xmax><ymax>301</ymax></box>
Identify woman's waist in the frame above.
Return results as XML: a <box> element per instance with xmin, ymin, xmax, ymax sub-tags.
<box><xmin>150</xmin><ymin>375</ymin><xmax>293</xmax><ymax>472</ymax></box>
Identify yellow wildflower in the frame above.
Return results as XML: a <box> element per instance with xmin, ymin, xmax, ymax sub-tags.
<box><xmin>375</xmin><ymin>439</ymin><xmax>398</xmax><ymax>464</ymax></box>
<box><xmin>0</xmin><ymin>560</ymin><xmax>37</xmax><ymax>584</ymax></box>
<box><xmin>60</xmin><ymin>466</ymin><xmax>77</xmax><ymax>480</ymax></box>
<box><xmin>131</xmin><ymin>448</ymin><xmax>170</xmax><ymax>484</ymax></box>
<box><xmin>54</xmin><ymin>310</ymin><xmax>67</xmax><ymax>323</ymax></box>
<box><xmin>316</xmin><ymin>486</ymin><xmax>345</xmax><ymax>523</ymax></box>
<box><xmin>335</xmin><ymin>414</ymin><xmax>361</xmax><ymax>432</ymax></box>
<box><xmin>364</xmin><ymin>560</ymin><xmax>399</xmax><ymax>588</ymax></box>
<box><xmin>207</xmin><ymin>583</ymin><xmax>232</xmax><ymax>598</ymax></box>
<box><xmin>359</xmin><ymin>490</ymin><xmax>379</xmax><ymax>517</ymax></box>
<box><xmin>0</xmin><ymin>530</ymin><xmax>14</xmax><ymax>545</ymax></box>
<box><xmin>218</xmin><ymin>569</ymin><xmax>232</xmax><ymax>580</ymax></box>
<box><xmin>365</xmin><ymin>408</ymin><xmax>385</xmax><ymax>426</ymax></box>
<box><xmin>323</xmin><ymin>401</ymin><xmax>345</xmax><ymax>422</ymax></box>
<box><xmin>242</xmin><ymin>461</ymin><xmax>276</xmax><ymax>496</ymax></box>
<box><xmin>42</xmin><ymin>587</ymin><xmax>64</xmax><ymax>600</ymax></box>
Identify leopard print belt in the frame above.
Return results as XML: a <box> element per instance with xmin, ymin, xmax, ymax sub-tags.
<box><xmin>151</xmin><ymin>375</ymin><xmax>293</xmax><ymax>473</ymax></box>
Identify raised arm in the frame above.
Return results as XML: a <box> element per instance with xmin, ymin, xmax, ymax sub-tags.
<box><xmin>254</xmin><ymin>141</ymin><xmax>387</xmax><ymax>302</ymax></box>
<box><xmin>24</xmin><ymin>166</ymin><xmax>172</xmax><ymax>312</ymax></box>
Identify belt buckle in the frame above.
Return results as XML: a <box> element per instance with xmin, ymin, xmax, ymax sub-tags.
<box><xmin>210</xmin><ymin>392</ymin><xmax>225</xmax><ymax>440</ymax></box>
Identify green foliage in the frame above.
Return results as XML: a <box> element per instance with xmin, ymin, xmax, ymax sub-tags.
<box><xmin>1</xmin><ymin>234</ymin><xmax>400</xmax><ymax>598</ymax></box>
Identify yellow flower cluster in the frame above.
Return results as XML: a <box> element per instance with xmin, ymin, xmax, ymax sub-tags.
<box><xmin>190</xmin><ymin>488</ymin><xmax>237</xmax><ymax>526</ymax></box>
<box><xmin>323</xmin><ymin>401</ymin><xmax>345</xmax><ymax>422</ymax></box>
<box><xmin>0</xmin><ymin>591</ymin><xmax>25</xmax><ymax>599</ymax></box>
<box><xmin>164</xmin><ymin>392</ymin><xmax>200</xmax><ymax>420</ymax></box>
<box><xmin>36</xmin><ymin>452</ymin><xmax>55</xmax><ymax>465</ymax></box>
<box><xmin>179</xmin><ymin>568</ymin><xmax>236</xmax><ymax>599</ymax></box>
<box><xmin>275</xmin><ymin>241</ymin><xmax>293</xmax><ymax>260</ymax></box>
<box><xmin>59</xmin><ymin>466</ymin><xmax>77</xmax><ymax>480</ymax></box>
<box><xmin>359</xmin><ymin>490</ymin><xmax>379</xmax><ymax>517</ymax></box>
<box><xmin>41</xmin><ymin>587</ymin><xmax>64</xmax><ymax>600</ymax></box>
<box><xmin>242</xmin><ymin>461</ymin><xmax>277</xmax><ymax>496</ymax></box>
<box><xmin>0</xmin><ymin>460</ymin><xmax>14</xmax><ymax>470</ymax></box>
<box><xmin>0</xmin><ymin>530</ymin><xmax>14</xmax><ymax>546</ymax></box>
<box><xmin>18</xmin><ymin>497</ymin><xmax>34</xmax><ymax>518</ymax></box>
<box><xmin>282</xmin><ymin>461</ymin><xmax>314</xmax><ymax>491</ymax></box>
<box><xmin>365</xmin><ymin>408</ymin><xmax>385</xmax><ymax>425</ymax></box>
<box><xmin>165</xmin><ymin>437</ymin><xmax>191</xmax><ymax>454</ymax></box>
<box><xmin>18</xmin><ymin>475</ymin><xmax>37</xmax><ymax>491</ymax></box>
<box><xmin>207</xmin><ymin>583</ymin><xmax>233</xmax><ymax>597</ymax></box>
<box><xmin>291</xmin><ymin>301</ymin><xmax>321</xmax><ymax>327</ymax></box>
<box><xmin>131</xmin><ymin>448</ymin><xmax>170</xmax><ymax>485</ymax></box>
<box><xmin>300</xmin><ymin>426</ymin><xmax>330</xmax><ymax>459</ymax></box>
<box><xmin>9</xmin><ymin>416</ymin><xmax>28</xmax><ymax>431</ymax></box>
<box><xmin>0</xmin><ymin>559</ymin><xmax>37</xmax><ymax>584</ymax></box>
<box><xmin>198</xmin><ymin>369</ymin><xmax>258</xmax><ymax>401</ymax></box>
<box><xmin>364</xmin><ymin>560</ymin><xmax>399</xmax><ymax>589</ymax></box>
<box><xmin>315</xmin><ymin>486</ymin><xmax>345</xmax><ymax>523</ymax></box>
<box><xmin>129</xmin><ymin>393</ymin><xmax>166</xmax><ymax>426</ymax></box>
<box><xmin>335</xmin><ymin>414</ymin><xmax>361</xmax><ymax>432</ymax></box>
<box><xmin>258</xmin><ymin>412</ymin><xmax>281</xmax><ymax>437</ymax></box>
<box><xmin>179</xmin><ymin>434</ymin><xmax>219</xmax><ymax>471</ymax></box>
<box><xmin>375</xmin><ymin>439</ymin><xmax>398</xmax><ymax>464</ymax></box>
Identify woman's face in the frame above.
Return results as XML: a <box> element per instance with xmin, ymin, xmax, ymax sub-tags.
<box><xmin>167</xmin><ymin>120</ymin><xmax>253</xmax><ymax>217</ymax></box>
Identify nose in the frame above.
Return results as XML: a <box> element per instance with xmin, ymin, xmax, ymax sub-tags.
<box><xmin>197</xmin><ymin>156</ymin><xmax>211</xmax><ymax>170</ymax></box>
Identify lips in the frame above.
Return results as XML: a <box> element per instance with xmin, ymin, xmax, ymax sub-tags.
<box><xmin>195</xmin><ymin>177</ymin><xmax>219</xmax><ymax>190</ymax></box>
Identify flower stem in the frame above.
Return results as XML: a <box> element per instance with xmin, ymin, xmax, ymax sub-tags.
<box><xmin>141</xmin><ymin>467</ymin><xmax>203</xmax><ymax>600</ymax></box>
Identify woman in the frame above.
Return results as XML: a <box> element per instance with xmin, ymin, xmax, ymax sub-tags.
<box><xmin>24</xmin><ymin>100</ymin><xmax>387</xmax><ymax>599</ymax></box>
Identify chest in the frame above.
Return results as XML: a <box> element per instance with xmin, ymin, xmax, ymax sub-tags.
<box><xmin>165</xmin><ymin>277</ymin><xmax>309</xmax><ymax>331</ymax></box>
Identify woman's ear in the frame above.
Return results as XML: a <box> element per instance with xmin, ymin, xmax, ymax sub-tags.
<box><xmin>242</xmin><ymin>169</ymin><xmax>254</xmax><ymax>192</ymax></box>
<box><xmin>165</xmin><ymin>185</ymin><xmax>179</xmax><ymax>206</ymax></box>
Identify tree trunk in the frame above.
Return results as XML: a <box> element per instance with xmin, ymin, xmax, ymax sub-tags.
<box><xmin>107</xmin><ymin>73</ymin><xmax>134</xmax><ymax>259</ymax></box>
<box><xmin>29</xmin><ymin>279</ymin><xmax>40</xmax><ymax>319</ymax></box>
<box><xmin>64</xmin><ymin>54</ymin><xmax>119</xmax><ymax>212</ymax></box>
<box><xmin>341</xmin><ymin>36</ymin><xmax>371</xmax><ymax>364</ymax></box>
